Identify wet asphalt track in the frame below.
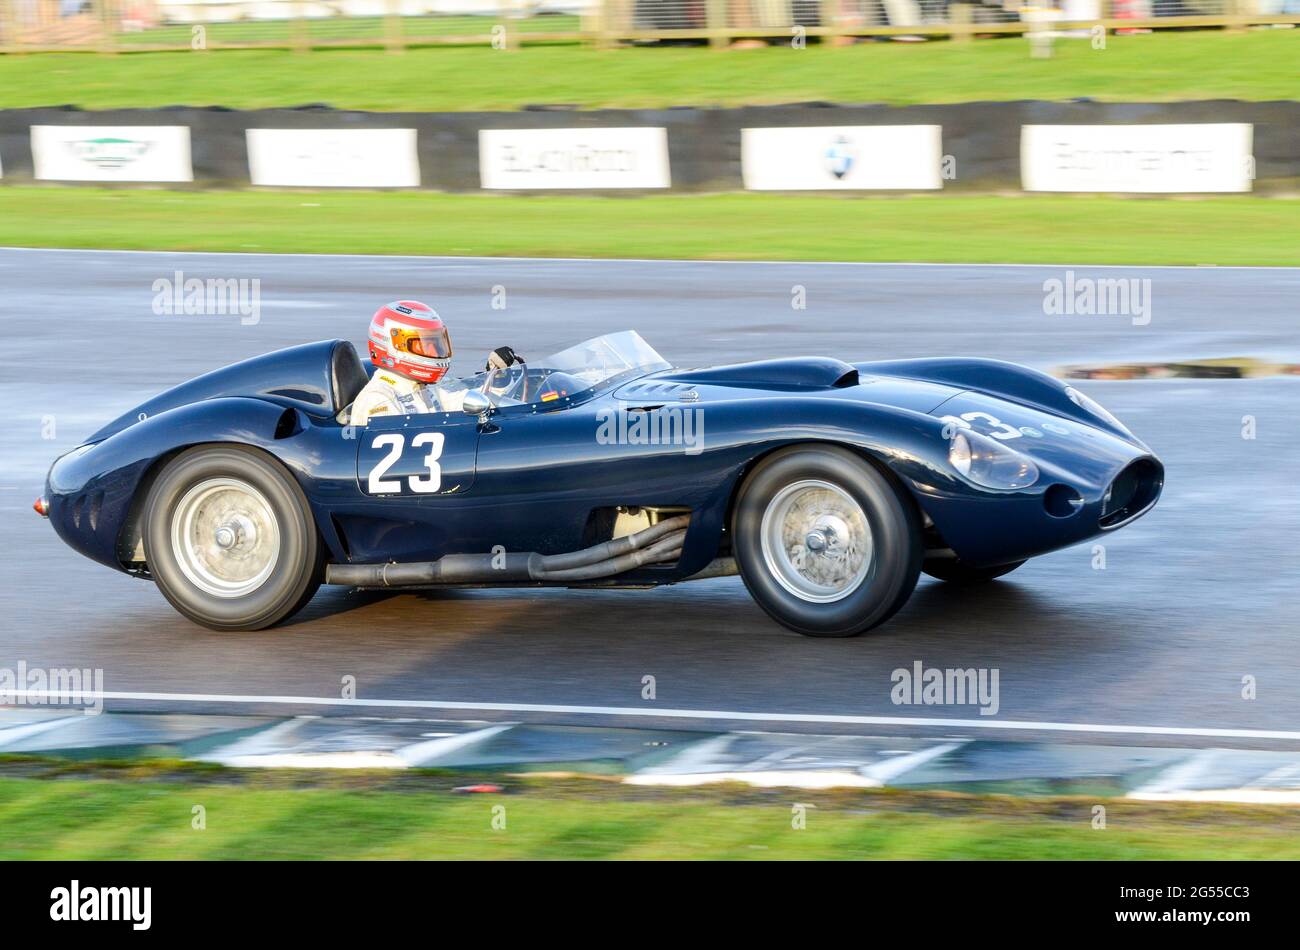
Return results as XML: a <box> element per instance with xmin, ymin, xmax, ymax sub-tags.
<box><xmin>2</xmin><ymin>248</ymin><xmax>1298</xmax><ymax>746</ymax></box>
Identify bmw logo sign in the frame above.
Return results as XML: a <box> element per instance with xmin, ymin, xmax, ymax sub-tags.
<box><xmin>825</xmin><ymin>136</ymin><xmax>855</xmax><ymax>181</ymax></box>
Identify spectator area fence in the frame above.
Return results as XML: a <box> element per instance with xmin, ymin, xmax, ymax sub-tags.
<box><xmin>0</xmin><ymin>0</ymin><xmax>1297</xmax><ymax>52</ymax></box>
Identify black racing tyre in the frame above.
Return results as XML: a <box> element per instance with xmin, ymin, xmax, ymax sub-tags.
<box><xmin>143</xmin><ymin>445</ymin><xmax>322</xmax><ymax>631</ymax></box>
<box><xmin>923</xmin><ymin>559</ymin><xmax>1026</xmax><ymax>585</ymax></box>
<box><xmin>732</xmin><ymin>445</ymin><xmax>922</xmax><ymax>638</ymax></box>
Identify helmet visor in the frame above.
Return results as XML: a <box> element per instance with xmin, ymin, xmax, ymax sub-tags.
<box><xmin>390</xmin><ymin>324</ymin><xmax>452</xmax><ymax>360</ymax></box>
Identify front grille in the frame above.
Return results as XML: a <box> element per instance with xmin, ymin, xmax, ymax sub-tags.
<box><xmin>1100</xmin><ymin>459</ymin><xmax>1164</xmax><ymax>529</ymax></box>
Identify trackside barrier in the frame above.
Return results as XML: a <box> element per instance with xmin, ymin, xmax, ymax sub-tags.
<box><xmin>0</xmin><ymin>101</ymin><xmax>1296</xmax><ymax>192</ymax></box>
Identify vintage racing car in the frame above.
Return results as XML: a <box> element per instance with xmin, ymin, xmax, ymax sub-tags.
<box><xmin>38</xmin><ymin>330</ymin><xmax>1163</xmax><ymax>637</ymax></box>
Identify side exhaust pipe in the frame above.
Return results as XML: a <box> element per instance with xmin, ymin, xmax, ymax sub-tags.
<box><xmin>326</xmin><ymin>515</ymin><xmax>690</xmax><ymax>588</ymax></box>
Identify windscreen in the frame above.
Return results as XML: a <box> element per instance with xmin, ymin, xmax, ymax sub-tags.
<box><xmin>534</xmin><ymin>330</ymin><xmax>669</xmax><ymax>390</ymax></box>
<box><xmin>443</xmin><ymin>330</ymin><xmax>670</xmax><ymax>407</ymax></box>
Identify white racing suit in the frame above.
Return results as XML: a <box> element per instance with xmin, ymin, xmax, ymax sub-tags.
<box><xmin>350</xmin><ymin>371</ymin><xmax>468</xmax><ymax>424</ymax></box>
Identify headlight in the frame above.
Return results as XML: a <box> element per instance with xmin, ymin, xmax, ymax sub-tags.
<box><xmin>949</xmin><ymin>430</ymin><xmax>1039</xmax><ymax>490</ymax></box>
<box><xmin>1064</xmin><ymin>386</ymin><xmax>1130</xmax><ymax>434</ymax></box>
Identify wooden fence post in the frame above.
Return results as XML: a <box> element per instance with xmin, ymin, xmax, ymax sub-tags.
<box><xmin>950</xmin><ymin>2</ymin><xmax>972</xmax><ymax>42</ymax></box>
<box><xmin>384</xmin><ymin>0</ymin><xmax>403</xmax><ymax>52</ymax></box>
<box><xmin>496</xmin><ymin>0</ymin><xmax>519</xmax><ymax>49</ymax></box>
<box><xmin>707</xmin><ymin>0</ymin><xmax>729</xmax><ymax>48</ymax></box>
<box><xmin>819</xmin><ymin>0</ymin><xmax>838</xmax><ymax>45</ymax></box>
<box><xmin>291</xmin><ymin>0</ymin><xmax>310</xmax><ymax>53</ymax></box>
<box><xmin>592</xmin><ymin>0</ymin><xmax>614</xmax><ymax>49</ymax></box>
<box><xmin>0</xmin><ymin>0</ymin><xmax>16</xmax><ymax>54</ymax></box>
<box><xmin>1225</xmin><ymin>0</ymin><xmax>1246</xmax><ymax>34</ymax></box>
<box><xmin>98</xmin><ymin>0</ymin><xmax>117</xmax><ymax>53</ymax></box>
<box><xmin>198</xmin><ymin>7</ymin><xmax>213</xmax><ymax>52</ymax></box>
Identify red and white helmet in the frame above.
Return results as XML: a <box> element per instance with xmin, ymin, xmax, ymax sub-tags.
<box><xmin>367</xmin><ymin>300</ymin><xmax>452</xmax><ymax>384</ymax></box>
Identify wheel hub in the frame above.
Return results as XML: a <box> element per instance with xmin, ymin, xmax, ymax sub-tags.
<box><xmin>214</xmin><ymin>514</ymin><xmax>257</xmax><ymax>551</ymax></box>
<box><xmin>170</xmin><ymin>477</ymin><xmax>281</xmax><ymax>599</ymax></box>
<box><xmin>760</xmin><ymin>479</ymin><xmax>873</xmax><ymax>603</ymax></box>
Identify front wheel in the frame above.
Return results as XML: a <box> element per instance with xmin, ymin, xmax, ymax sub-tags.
<box><xmin>143</xmin><ymin>445</ymin><xmax>321</xmax><ymax>630</ymax></box>
<box><xmin>732</xmin><ymin>445</ymin><xmax>922</xmax><ymax>637</ymax></box>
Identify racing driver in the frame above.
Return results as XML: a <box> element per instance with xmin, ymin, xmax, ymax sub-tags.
<box><xmin>351</xmin><ymin>300</ymin><xmax>521</xmax><ymax>424</ymax></box>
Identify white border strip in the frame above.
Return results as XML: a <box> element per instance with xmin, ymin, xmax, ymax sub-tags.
<box><xmin>8</xmin><ymin>690</ymin><xmax>1300</xmax><ymax>741</ymax></box>
<box><xmin>0</xmin><ymin>246</ymin><xmax>1293</xmax><ymax>271</ymax></box>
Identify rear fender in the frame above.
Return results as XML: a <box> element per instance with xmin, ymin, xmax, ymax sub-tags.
<box><xmin>86</xmin><ymin>339</ymin><xmax>347</xmax><ymax>444</ymax></box>
<box><xmin>46</xmin><ymin>397</ymin><xmax>348</xmax><ymax>572</ymax></box>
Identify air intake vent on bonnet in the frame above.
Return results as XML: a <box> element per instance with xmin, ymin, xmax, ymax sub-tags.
<box><xmin>617</xmin><ymin>381</ymin><xmax>698</xmax><ymax>401</ymax></box>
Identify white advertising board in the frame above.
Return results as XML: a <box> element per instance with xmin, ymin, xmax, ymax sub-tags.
<box><xmin>31</xmin><ymin>125</ymin><xmax>193</xmax><ymax>183</ymax></box>
<box><xmin>742</xmin><ymin>125</ymin><xmax>944</xmax><ymax>190</ymax></box>
<box><xmin>246</xmin><ymin>128</ymin><xmax>420</xmax><ymax>188</ymax></box>
<box><xmin>479</xmin><ymin>127</ymin><xmax>671</xmax><ymax>189</ymax></box>
<box><xmin>1021</xmin><ymin>124</ymin><xmax>1253</xmax><ymax>193</ymax></box>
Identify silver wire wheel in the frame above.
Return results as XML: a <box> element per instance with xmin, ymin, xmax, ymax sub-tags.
<box><xmin>759</xmin><ymin>478</ymin><xmax>874</xmax><ymax>603</ymax></box>
<box><xmin>169</xmin><ymin>476</ymin><xmax>282</xmax><ymax>599</ymax></box>
<box><xmin>145</xmin><ymin>445</ymin><xmax>321</xmax><ymax>631</ymax></box>
<box><xmin>733</xmin><ymin>445</ymin><xmax>922</xmax><ymax>637</ymax></box>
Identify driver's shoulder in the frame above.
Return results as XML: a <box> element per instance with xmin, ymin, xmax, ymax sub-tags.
<box><xmin>352</xmin><ymin>373</ymin><xmax>403</xmax><ymax>416</ymax></box>
<box><xmin>372</xmin><ymin>371</ymin><xmax>408</xmax><ymax>389</ymax></box>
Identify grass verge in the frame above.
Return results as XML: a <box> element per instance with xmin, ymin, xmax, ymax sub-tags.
<box><xmin>0</xmin><ymin>188</ymin><xmax>1296</xmax><ymax>265</ymax></box>
<box><xmin>2</xmin><ymin>757</ymin><xmax>1298</xmax><ymax>859</ymax></box>
<box><xmin>0</xmin><ymin>32</ymin><xmax>1294</xmax><ymax>112</ymax></box>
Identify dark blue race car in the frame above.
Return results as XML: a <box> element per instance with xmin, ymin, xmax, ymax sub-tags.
<box><xmin>38</xmin><ymin>330</ymin><xmax>1163</xmax><ymax>637</ymax></box>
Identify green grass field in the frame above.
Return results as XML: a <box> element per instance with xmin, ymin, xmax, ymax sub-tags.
<box><xmin>1</xmin><ymin>188</ymin><xmax>1294</xmax><ymax>265</ymax></box>
<box><xmin>3</xmin><ymin>762</ymin><xmax>1299</xmax><ymax>859</ymax></box>
<box><xmin>1</xmin><ymin>31</ymin><xmax>1294</xmax><ymax>111</ymax></box>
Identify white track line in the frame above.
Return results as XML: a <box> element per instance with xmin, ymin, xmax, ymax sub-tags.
<box><xmin>0</xmin><ymin>246</ymin><xmax>1293</xmax><ymax>271</ymax></box>
<box><xmin>8</xmin><ymin>690</ymin><xmax>1300</xmax><ymax>741</ymax></box>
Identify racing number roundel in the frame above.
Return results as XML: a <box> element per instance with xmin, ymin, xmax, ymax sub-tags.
<box><xmin>366</xmin><ymin>432</ymin><xmax>445</xmax><ymax>494</ymax></box>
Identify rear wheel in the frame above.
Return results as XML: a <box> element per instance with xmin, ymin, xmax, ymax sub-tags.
<box><xmin>143</xmin><ymin>445</ymin><xmax>321</xmax><ymax>631</ymax></box>
<box><xmin>732</xmin><ymin>445</ymin><xmax>922</xmax><ymax>637</ymax></box>
<box><xmin>923</xmin><ymin>559</ymin><xmax>1025</xmax><ymax>584</ymax></box>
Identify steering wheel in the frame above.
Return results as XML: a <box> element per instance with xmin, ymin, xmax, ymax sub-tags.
<box><xmin>479</xmin><ymin>361</ymin><xmax>529</xmax><ymax>404</ymax></box>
